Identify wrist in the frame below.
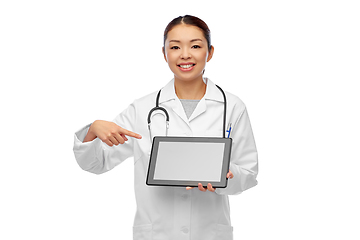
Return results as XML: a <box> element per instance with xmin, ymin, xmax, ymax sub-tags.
<box><xmin>83</xmin><ymin>122</ymin><xmax>97</xmax><ymax>142</ymax></box>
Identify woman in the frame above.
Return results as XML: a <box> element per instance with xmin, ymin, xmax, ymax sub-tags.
<box><xmin>74</xmin><ymin>15</ymin><xmax>258</xmax><ymax>240</ymax></box>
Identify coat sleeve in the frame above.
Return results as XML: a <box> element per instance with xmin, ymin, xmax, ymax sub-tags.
<box><xmin>215</xmin><ymin>106</ymin><xmax>258</xmax><ymax>195</ymax></box>
<box><xmin>73</xmin><ymin>102</ymin><xmax>137</xmax><ymax>174</ymax></box>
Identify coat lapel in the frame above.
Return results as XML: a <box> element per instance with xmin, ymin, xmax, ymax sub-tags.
<box><xmin>171</xmin><ymin>98</ymin><xmax>190</xmax><ymax>125</ymax></box>
<box><xmin>159</xmin><ymin>79</ymin><xmax>189</xmax><ymax>126</ymax></box>
<box><xmin>158</xmin><ymin>77</ymin><xmax>225</xmax><ymax>125</ymax></box>
<box><xmin>188</xmin><ymin>98</ymin><xmax>206</xmax><ymax>122</ymax></box>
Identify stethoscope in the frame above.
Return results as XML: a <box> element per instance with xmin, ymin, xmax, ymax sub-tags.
<box><xmin>147</xmin><ymin>85</ymin><xmax>227</xmax><ymax>141</ymax></box>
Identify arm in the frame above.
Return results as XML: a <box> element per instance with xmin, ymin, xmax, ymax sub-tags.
<box><xmin>215</xmin><ymin>107</ymin><xmax>258</xmax><ymax>195</ymax></box>
<box><xmin>73</xmin><ymin>103</ymin><xmax>141</xmax><ymax>174</ymax></box>
<box><xmin>83</xmin><ymin>120</ymin><xmax>141</xmax><ymax>145</ymax></box>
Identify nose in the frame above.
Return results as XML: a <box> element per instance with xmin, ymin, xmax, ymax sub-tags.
<box><xmin>180</xmin><ymin>48</ymin><xmax>191</xmax><ymax>59</ymax></box>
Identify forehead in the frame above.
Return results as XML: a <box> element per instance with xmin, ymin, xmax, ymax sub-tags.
<box><xmin>166</xmin><ymin>24</ymin><xmax>205</xmax><ymax>42</ymax></box>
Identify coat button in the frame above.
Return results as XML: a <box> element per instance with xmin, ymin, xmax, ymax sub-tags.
<box><xmin>182</xmin><ymin>194</ymin><xmax>189</xmax><ymax>200</ymax></box>
<box><xmin>181</xmin><ymin>227</ymin><xmax>189</xmax><ymax>234</ymax></box>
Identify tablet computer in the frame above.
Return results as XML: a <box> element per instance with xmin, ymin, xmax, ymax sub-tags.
<box><xmin>146</xmin><ymin>136</ymin><xmax>232</xmax><ymax>188</ymax></box>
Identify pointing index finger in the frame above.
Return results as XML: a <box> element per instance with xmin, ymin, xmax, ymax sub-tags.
<box><xmin>121</xmin><ymin>128</ymin><xmax>142</xmax><ymax>139</ymax></box>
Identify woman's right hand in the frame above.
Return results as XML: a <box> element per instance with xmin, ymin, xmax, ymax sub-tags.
<box><xmin>83</xmin><ymin>120</ymin><xmax>142</xmax><ymax>146</ymax></box>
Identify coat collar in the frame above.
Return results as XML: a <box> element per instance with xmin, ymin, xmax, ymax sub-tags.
<box><xmin>158</xmin><ymin>77</ymin><xmax>225</xmax><ymax>104</ymax></box>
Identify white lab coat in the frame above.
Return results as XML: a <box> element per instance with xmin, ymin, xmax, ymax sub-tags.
<box><xmin>73</xmin><ymin>77</ymin><xmax>258</xmax><ymax>240</ymax></box>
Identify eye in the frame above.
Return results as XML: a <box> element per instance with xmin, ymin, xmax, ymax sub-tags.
<box><xmin>192</xmin><ymin>45</ymin><xmax>201</xmax><ymax>49</ymax></box>
<box><xmin>170</xmin><ymin>46</ymin><xmax>179</xmax><ymax>50</ymax></box>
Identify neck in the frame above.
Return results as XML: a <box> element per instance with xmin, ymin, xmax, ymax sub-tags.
<box><xmin>174</xmin><ymin>76</ymin><xmax>207</xmax><ymax>100</ymax></box>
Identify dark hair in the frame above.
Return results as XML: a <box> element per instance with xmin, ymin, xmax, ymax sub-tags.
<box><xmin>163</xmin><ymin>15</ymin><xmax>212</xmax><ymax>52</ymax></box>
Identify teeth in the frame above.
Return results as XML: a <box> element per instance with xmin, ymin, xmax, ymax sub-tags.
<box><xmin>179</xmin><ymin>64</ymin><xmax>194</xmax><ymax>69</ymax></box>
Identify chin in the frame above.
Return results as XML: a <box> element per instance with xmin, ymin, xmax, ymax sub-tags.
<box><xmin>175</xmin><ymin>71</ymin><xmax>204</xmax><ymax>82</ymax></box>
<box><xmin>175</xmin><ymin>75</ymin><xmax>201</xmax><ymax>82</ymax></box>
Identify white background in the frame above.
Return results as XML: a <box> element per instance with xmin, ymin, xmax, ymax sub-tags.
<box><xmin>1</xmin><ymin>0</ymin><xmax>359</xmax><ymax>239</ymax></box>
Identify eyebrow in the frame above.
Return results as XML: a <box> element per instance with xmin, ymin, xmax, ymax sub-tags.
<box><xmin>169</xmin><ymin>39</ymin><xmax>203</xmax><ymax>43</ymax></box>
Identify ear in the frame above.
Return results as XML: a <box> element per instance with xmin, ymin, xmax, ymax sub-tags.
<box><xmin>162</xmin><ymin>47</ymin><xmax>167</xmax><ymax>62</ymax></box>
<box><xmin>207</xmin><ymin>45</ymin><xmax>214</xmax><ymax>62</ymax></box>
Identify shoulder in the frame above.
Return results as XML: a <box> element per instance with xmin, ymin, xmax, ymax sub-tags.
<box><xmin>224</xmin><ymin>90</ymin><xmax>247</xmax><ymax>119</ymax></box>
<box><xmin>212</xmin><ymin>80</ymin><xmax>246</xmax><ymax>114</ymax></box>
<box><xmin>207</xmin><ymin>78</ymin><xmax>246</xmax><ymax>111</ymax></box>
<box><xmin>224</xmin><ymin>90</ymin><xmax>246</xmax><ymax>108</ymax></box>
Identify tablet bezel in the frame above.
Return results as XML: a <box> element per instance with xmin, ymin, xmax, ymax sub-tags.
<box><xmin>146</xmin><ymin>136</ymin><xmax>232</xmax><ymax>188</ymax></box>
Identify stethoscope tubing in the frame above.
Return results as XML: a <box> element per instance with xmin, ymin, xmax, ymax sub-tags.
<box><xmin>147</xmin><ymin>84</ymin><xmax>227</xmax><ymax>139</ymax></box>
<box><xmin>215</xmin><ymin>85</ymin><xmax>227</xmax><ymax>138</ymax></box>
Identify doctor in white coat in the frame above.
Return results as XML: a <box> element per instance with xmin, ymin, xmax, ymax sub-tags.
<box><xmin>73</xmin><ymin>15</ymin><xmax>258</xmax><ymax>240</ymax></box>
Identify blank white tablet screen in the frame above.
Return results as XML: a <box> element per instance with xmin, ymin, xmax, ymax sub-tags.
<box><xmin>153</xmin><ymin>142</ymin><xmax>225</xmax><ymax>182</ymax></box>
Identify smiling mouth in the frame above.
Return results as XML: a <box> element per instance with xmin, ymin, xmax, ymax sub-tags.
<box><xmin>177</xmin><ymin>63</ymin><xmax>196</xmax><ymax>69</ymax></box>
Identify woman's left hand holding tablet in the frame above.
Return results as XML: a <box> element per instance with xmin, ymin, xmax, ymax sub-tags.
<box><xmin>186</xmin><ymin>170</ymin><xmax>234</xmax><ymax>192</ymax></box>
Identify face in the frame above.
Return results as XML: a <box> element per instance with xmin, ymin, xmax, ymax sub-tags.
<box><xmin>163</xmin><ymin>24</ymin><xmax>214</xmax><ymax>83</ymax></box>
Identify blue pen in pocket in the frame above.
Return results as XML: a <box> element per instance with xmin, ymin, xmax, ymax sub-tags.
<box><xmin>226</xmin><ymin>123</ymin><xmax>232</xmax><ymax>138</ymax></box>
